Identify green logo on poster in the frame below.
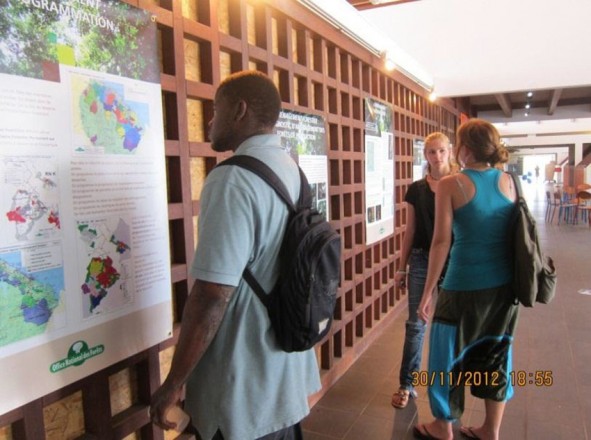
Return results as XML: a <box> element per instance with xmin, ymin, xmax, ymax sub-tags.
<box><xmin>49</xmin><ymin>341</ymin><xmax>105</xmax><ymax>373</ymax></box>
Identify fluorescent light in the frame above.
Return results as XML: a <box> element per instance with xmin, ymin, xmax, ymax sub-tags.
<box><xmin>382</xmin><ymin>51</ymin><xmax>396</xmax><ymax>71</ymax></box>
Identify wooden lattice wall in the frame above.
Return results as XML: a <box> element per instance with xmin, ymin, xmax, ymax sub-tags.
<box><xmin>0</xmin><ymin>0</ymin><xmax>461</xmax><ymax>438</ymax></box>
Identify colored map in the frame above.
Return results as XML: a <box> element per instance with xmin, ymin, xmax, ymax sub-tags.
<box><xmin>73</xmin><ymin>78</ymin><xmax>150</xmax><ymax>154</ymax></box>
<box><xmin>1</xmin><ymin>156</ymin><xmax>60</xmax><ymax>245</ymax></box>
<box><xmin>77</xmin><ymin>217</ymin><xmax>133</xmax><ymax>316</ymax></box>
<box><xmin>0</xmin><ymin>247</ymin><xmax>65</xmax><ymax>348</ymax></box>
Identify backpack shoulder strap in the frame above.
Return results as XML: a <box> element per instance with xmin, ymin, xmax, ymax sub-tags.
<box><xmin>217</xmin><ymin>155</ymin><xmax>296</xmax><ymax>211</ymax></box>
<box><xmin>508</xmin><ymin>171</ymin><xmax>524</xmax><ymax>200</ymax></box>
<box><xmin>216</xmin><ymin>154</ymin><xmax>302</xmax><ymax>305</ymax></box>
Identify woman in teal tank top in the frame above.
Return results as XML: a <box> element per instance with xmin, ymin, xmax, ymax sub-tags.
<box><xmin>413</xmin><ymin>119</ymin><xmax>519</xmax><ymax>440</ymax></box>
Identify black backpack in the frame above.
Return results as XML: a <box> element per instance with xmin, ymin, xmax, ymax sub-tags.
<box><xmin>217</xmin><ymin>155</ymin><xmax>341</xmax><ymax>352</ymax></box>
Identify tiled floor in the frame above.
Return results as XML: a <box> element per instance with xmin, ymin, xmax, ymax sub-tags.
<box><xmin>302</xmin><ymin>181</ymin><xmax>591</xmax><ymax>440</ymax></box>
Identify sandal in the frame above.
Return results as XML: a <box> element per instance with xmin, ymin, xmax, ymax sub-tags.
<box><xmin>391</xmin><ymin>388</ymin><xmax>411</xmax><ymax>409</ymax></box>
<box><xmin>413</xmin><ymin>424</ymin><xmax>445</xmax><ymax>440</ymax></box>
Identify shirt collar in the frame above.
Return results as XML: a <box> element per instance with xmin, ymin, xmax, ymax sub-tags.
<box><xmin>235</xmin><ymin>134</ymin><xmax>281</xmax><ymax>154</ymax></box>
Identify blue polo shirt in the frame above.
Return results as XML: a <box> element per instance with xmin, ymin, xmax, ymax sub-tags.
<box><xmin>187</xmin><ymin>134</ymin><xmax>321</xmax><ymax>440</ymax></box>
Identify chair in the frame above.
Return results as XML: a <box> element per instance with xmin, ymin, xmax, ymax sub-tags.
<box><xmin>577</xmin><ymin>191</ymin><xmax>591</xmax><ymax>226</ymax></box>
<box><xmin>545</xmin><ymin>190</ymin><xmax>560</xmax><ymax>223</ymax></box>
<box><xmin>555</xmin><ymin>190</ymin><xmax>578</xmax><ymax>225</ymax></box>
<box><xmin>563</xmin><ymin>185</ymin><xmax>578</xmax><ymax>202</ymax></box>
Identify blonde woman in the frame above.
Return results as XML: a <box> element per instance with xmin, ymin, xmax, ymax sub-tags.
<box><xmin>391</xmin><ymin>132</ymin><xmax>455</xmax><ymax>409</ymax></box>
<box><xmin>414</xmin><ymin>119</ymin><xmax>518</xmax><ymax>440</ymax></box>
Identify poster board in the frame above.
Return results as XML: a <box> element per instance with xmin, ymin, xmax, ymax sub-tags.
<box><xmin>0</xmin><ymin>0</ymin><xmax>171</xmax><ymax>414</ymax></box>
<box><xmin>412</xmin><ymin>139</ymin><xmax>427</xmax><ymax>182</ymax></box>
<box><xmin>276</xmin><ymin>109</ymin><xmax>329</xmax><ymax>220</ymax></box>
<box><xmin>364</xmin><ymin>98</ymin><xmax>394</xmax><ymax>245</ymax></box>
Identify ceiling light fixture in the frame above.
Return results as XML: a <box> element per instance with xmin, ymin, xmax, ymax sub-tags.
<box><xmin>525</xmin><ymin>103</ymin><xmax>530</xmax><ymax>109</ymax></box>
<box><xmin>381</xmin><ymin>50</ymin><xmax>396</xmax><ymax>71</ymax></box>
<box><xmin>428</xmin><ymin>90</ymin><xmax>437</xmax><ymax>102</ymax></box>
<box><xmin>527</xmin><ymin>91</ymin><xmax>533</xmax><ymax>98</ymax></box>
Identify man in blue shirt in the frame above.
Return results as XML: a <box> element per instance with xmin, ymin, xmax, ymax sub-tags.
<box><xmin>150</xmin><ymin>71</ymin><xmax>321</xmax><ymax>440</ymax></box>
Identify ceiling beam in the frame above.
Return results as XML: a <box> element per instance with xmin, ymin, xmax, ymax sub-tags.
<box><xmin>548</xmin><ymin>88</ymin><xmax>563</xmax><ymax>115</ymax></box>
<box><xmin>494</xmin><ymin>93</ymin><xmax>512</xmax><ymax>117</ymax></box>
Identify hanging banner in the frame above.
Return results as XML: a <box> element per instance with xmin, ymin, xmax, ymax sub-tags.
<box><xmin>0</xmin><ymin>0</ymin><xmax>171</xmax><ymax>414</ymax></box>
<box><xmin>276</xmin><ymin>109</ymin><xmax>330</xmax><ymax>220</ymax></box>
<box><xmin>364</xmin><ymin>98</ymin><xmax>394</xmax><ymax>245</ymax></box>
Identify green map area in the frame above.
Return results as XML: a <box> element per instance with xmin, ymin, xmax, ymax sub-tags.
<box><xmin>0</xmin><ymin>256</ymin><xmax>60</xmax><ymax>347</ymax></box>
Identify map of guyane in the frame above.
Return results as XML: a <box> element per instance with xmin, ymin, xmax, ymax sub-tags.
<box><xmin>75</xmin><ymin>79</ymin><xmax>149</xmax><ymax>154</ymax></box>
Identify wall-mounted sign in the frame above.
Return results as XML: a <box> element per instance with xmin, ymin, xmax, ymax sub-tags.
<box><xmin>364</xmin><ymin>98</ymin><xmax>394</xmax><ymax>245</ymax></box>
<box><xmin>413</xmin><ymin>139</ymin><xmax>427</xmax><ymax>182</ymax></box>
<box><xmin>276</xmin><ymin>109</ymin><xmax>330</xmax><ymax>220</ymax></box>
<box><xmin>0</xmin><ymin>0</ymin><xmax>171</xmax><ymax>415</ymax></box>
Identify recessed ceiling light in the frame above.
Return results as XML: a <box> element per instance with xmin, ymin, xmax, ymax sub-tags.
<box><xmin>525</xmin><ymin>103</ymin><xmax>531</xmax><ymax>109</ymax></box>
<box><xmin>527</xmin><ymin>91</ymin><xmax>533</xmax><ymax>98</ymax></box>
<box><xmin>525</xmin><ymin>112</ymin><xmax>529</xmax><ymax>116</ymax></box>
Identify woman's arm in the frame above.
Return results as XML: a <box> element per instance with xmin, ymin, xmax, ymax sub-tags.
<box><xmin>395</xmin><ymin>203</ymin><xmax>416</xmax><ymax>288</ymax></box>
<box><xmin>418</xmin><ymin>177</ymin><xmax>454</xmax><ymax>321</ymax></box>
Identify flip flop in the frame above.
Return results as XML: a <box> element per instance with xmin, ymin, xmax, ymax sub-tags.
<box><xmin>460</xmin><ymin>426</ymin><xmax>481</xmax><ymax>439</ymax></box>
<box><xmin>391</xmin><ymin>388</ymin><xmax>410</xmax><ymax>409</ymax></box>
<box><xmin>413</xmin><ymin>424</ymin><xmax>444</xmax><ymax>440</ymax></box>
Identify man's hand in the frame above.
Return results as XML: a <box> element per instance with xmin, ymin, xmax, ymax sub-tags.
<box><xmin>150</xmin><ymin>381</ymin><xmax>182</xmax><ymax>431</ymax></box>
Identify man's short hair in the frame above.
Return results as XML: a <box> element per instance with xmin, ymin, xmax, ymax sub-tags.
<box><xmin>217</xmin><ymin>71</ymin><xmax>282</xmax><ymax>128</ymax></box>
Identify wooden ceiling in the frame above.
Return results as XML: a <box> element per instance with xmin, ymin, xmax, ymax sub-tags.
<box><xmin>467</xmin><ymin>86</ymin><xmax>591</xmax><ymax>118</ymax></box>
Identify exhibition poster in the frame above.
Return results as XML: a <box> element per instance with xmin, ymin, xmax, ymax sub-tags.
<box><xmin>364</xmin><ymin>98</ymin><xmax>394</xmax><ymax>245</ymax></box>
<box><xmin>0</xmin><ymin>0</ymin><xmax>171</xmax><ymax>414</ymax></box>
<box><xmin>276</xmin><ymin>109</ymin><xmax>330</xmax><ymax>220</ymax></box>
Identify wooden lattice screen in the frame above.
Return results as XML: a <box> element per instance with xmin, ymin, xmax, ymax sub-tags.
<box><xmin>0</xmin><ymin>0</ymin><xmax>460</xmax><ymax>438</ymax></box>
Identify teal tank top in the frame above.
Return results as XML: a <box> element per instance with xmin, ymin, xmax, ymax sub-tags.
<box><xmin>441</xmin><ymin>168</ymin><xmax>515</xmax><ymax>291</ymax></box>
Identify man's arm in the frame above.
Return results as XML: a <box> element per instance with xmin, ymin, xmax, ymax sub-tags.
<box><xmin>150</xmin><ymin>279</ymin><xmax>234</xmax><ymax>430</ymax></box>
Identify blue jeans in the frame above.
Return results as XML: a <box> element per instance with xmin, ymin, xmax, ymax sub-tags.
<box><xmin>399</xmin><ymin>249</ymin><xmax>428</xmax><ymax>393</ymax></box>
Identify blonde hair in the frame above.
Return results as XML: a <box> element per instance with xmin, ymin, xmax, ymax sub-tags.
<box><xmin>424</xmin><ymin>132</ymin><xmax>450</xmax><ymax>148</ymax></box>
